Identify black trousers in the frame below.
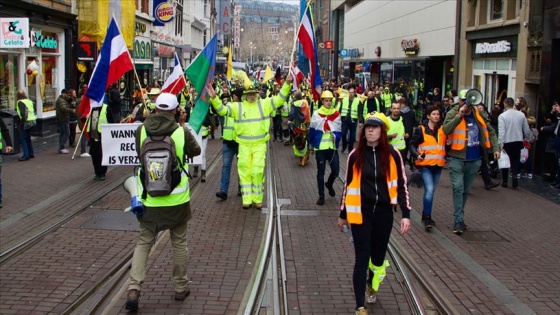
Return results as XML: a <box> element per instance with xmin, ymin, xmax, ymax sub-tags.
<box><xmin>502</xmin><ymin>141</ymin><xmax>523</xmax><ymax>184</ymax></box>
<box><xmin>350</xmin><ymin>204</ymin><xmax>393</xmax><ymax>309</ymax></box>
<box><xmin>90</xmin><ymin>139</ymin><xmax>107</xmax><ymax>177</ymax></box>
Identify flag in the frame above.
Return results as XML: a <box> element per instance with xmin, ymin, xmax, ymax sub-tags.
<box><xmin>226</xmin><ymin>45</ymin><xmax>233</xmax><ymax>81</ymax></box>
<box><xmin>161</xmin><ymin>53</ymin><xmax>187</xmax><ymax>94</ymax></box>
<box><xmin>289</xmin><ymin>63</ymin><xmax>304</xmax><ymax>90</ymax></box>
<box><xmin>83</xmin><ymin>17</ymin><xmax>134</xmax><ymax>117</ymax></box>
<box><xmin>263</xmin><ymin>65</ymin><xmax>274</xmax><ymax>83</ymax></box>
<box><xmin>185</xmin><ymin>34</ymin><xmax>218</xmax><ymax>133</ymax></box>
<box><xmin>298</xmin><ymin>3</ymin><xmax>323</xmax><ymax>101</ymax></box>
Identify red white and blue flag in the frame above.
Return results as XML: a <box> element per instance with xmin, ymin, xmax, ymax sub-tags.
<box><xmin>82</xmin><ymin>17</ymin><xmax>134</xmax><ymax>117</ymax></box>
<box><xmin>298</xmin><ymin>3</ymin><xmax>322</xmax><ymax>101</ymax></box>
<box><xmin>289</xmin><ymin>62</ymin><xmax>305</xmax><ymax>90</ymax></box>
<box><xmin>161</xmin><ymin>53</ymin><xmax>187</xmax><ymax>94</ymax></box>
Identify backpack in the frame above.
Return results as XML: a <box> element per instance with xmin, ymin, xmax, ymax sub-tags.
<box><xmin>138</xmin><ymin>126</ymin><xmax>186</xmax><ymax>199</ymax></box>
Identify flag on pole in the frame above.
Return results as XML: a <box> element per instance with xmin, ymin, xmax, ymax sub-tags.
<box><xmin>263</xmin><ymin>65</ymin><xmax>274</xmax><ymax>83</ymax></box>
<box><xmin>161</xmin><ymin>53</ymin><xmax>187</xmax><ymax>95</ymax></box>
<box><xmin>226</xmin><ymin>45</ymin><xmax>233</xmax><ymax>81</ymax></box>
<box><xmin>298</xmin><ymin>3</ymin><xmax>322</xmax><ymax>101</ymax></box>
<box><xmin>82</xmin><ymin>17</ymin><xmax>134</xmax><ymax>118</ymax></box>
<box><xmin>289</xmin><ymin>63</ymin><xmax>305</xmax><ymax>90</ymax></box>
<box><xmin>185</xmin><ymin>34</ymin><xmax>218</xmax><ymax>133</ymax></box>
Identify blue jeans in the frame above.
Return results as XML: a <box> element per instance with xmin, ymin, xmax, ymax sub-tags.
<box><xmin>20</xmin><ymin>127</ymin><xmax>34</xmax><ymax>158</ymax></box>
<box><xmin>341</xmin><ymin>118</ymin><xmax>357</xmax><ymax>151</ymax></box>
<box><xmin>448</xmin><ymin>157</ymin><xmax>481</xmax><ymax>224</ymax></box>
<box><xmin>420</xmin><ymin>166</ymin><xmax>442</xmax><ymax>216</ymax></box>
<box><xmin>58</xmin><ymin>122</ymin><xmax>70</xmax><ymax>150</ymax></box>
<box><xmin>315</xmin><ymin>149</ymin><xmax>339</xmax><ymax>198</ymax></box>
<box><xmin>219</xmin><ymin>142</ymin><xmax>238</xmax><ymax>193</ymax></box>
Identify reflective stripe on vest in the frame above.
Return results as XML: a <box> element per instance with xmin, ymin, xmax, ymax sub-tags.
<box><xmin>449</xmin><ymin>110</ymin><xmax>490</xmax><ymax>150</ymax></box>
<box><xmin>234</xmin><ymin>100</ymin><xmax>269</xmax><ymax>143</ymax></box>
<box><xmin>344</xmin><ymin>155</ymin><xmax>399</xmax><ymax>224</ymax></box>
<box><xmin>388</xmin><ymin>117</ymin><xmax>406</xmax><ymax>150</ymax></box>
<box><xmin>16</xmin><ymin>99</ymin><xmax>36</xmax><ymax>121</ymax></box>
<box><xmin>137</xmin><ymin>126</ymin><xmax>190</xmax><ymax>207</ymax></box>
<box><xmin>222</xmin><ymin>116</ymin><xmax>235</xmax><ymax>141</ymax></box>
<box><xmin>340</xmin><ymin>97</ymin><xmax>359</xmax><ymax>119</ymax></box>
<box><xmin>416</xmin><ymin>126</ymin><xmax>446</xmax><ymax>167</ymax></box>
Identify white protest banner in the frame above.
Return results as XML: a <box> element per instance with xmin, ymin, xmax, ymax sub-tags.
<box><xmin>101</xmin><ymin>123</ymin><xmax>202</xmax><ymax>166</ymax></box>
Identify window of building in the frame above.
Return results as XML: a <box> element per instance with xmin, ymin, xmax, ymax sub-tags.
<box><xmin>515</xmin><ymin>0</ymin><xmax>522</xmax><ymax>17</ymax></box>
<box><xmin>141</xmin><ymin>0</ymin><xmax>149</xmax><ymax>14</ymax></box>
<box><xmin>175</xmin><ymin>1</ymin><xmax>183</xmax><ymax>36</ymax></box>
<box><xmin>489</xmin><ymin>0</ymin><xmax>503</xmax><ymax>21</ymax></box>
<box><xmin>269</xmin><ymin>27</ymin><xmax>279</xmax><ymax>34</ymax></box>
<box><xmin>0</xmin><ymin>54</ymin><xmax>19</xmax><ymax>110</ymax></box>
<box><xmin>204</xmin><ymin>0</ymin><xmax>208</xmax><ymax>16</ymax></box>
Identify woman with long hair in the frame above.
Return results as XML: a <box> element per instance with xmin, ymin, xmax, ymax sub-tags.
<box><xmin>409</xmin><ymin>105</ymin><xmax>447</xmax><ymax>230</ymax></box>
<box><xmin>338</xmin><ymin>112</ymin><xmax>411</xmax><ymax>315</ymax></box>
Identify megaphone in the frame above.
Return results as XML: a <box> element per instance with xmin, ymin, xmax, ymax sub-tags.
<box><xmin>123</xmin><ymin>176</ymin><xmax>145</xmax><ymax>216</ymax></box>
<box><xmin>465</xmin><ymin>89</ymin><xmax>483</xmax><ymax>105</ymax></box>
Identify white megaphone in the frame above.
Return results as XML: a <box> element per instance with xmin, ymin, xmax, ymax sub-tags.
<box><xmin>123</xmin><ymin>176</ymin><xmax>145</xmax><ymax>216</ymax></box>
<box><xmin>465</xmin><ymin>89</ymin><xmax>483</xmax><ymax>106</ymax></box>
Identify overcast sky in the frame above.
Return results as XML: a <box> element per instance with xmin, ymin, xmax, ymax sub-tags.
<box><xmin>262</xmin><ymin>0</ymin><xmax>300</xmax><ymax>6</ymax></box>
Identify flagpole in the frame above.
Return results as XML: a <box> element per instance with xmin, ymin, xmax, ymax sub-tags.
<box><xmin>71</xmin><ymin>115</ymin><xmax>90</xmax><ymax>160</ymax></box>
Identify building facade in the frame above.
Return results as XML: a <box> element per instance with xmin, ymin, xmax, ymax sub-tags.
<box><xmin>0</xmin><ymin>0</ymin><xmax>76</xmax><ymax>137</ymax></box>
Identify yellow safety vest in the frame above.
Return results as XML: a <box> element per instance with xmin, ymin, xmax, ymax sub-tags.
<box><xmin>344</xmin><ymin>156</ymin><xmax>399</xmax><ymax>224</ymax></box>
<box><xmin>16</xmin><ymin>99</ymin><xmax>37</xmax><ymax>121</ymax></box>
<box><xmin>137</xmin><ymin>126</ymin><xmax>190</xmax><ymax>207</ymax></box>
<box><xmin>222</xmin><ymin>116</ymin><xmax>235</xmax><ymax>141</ymax></box>
<box><xmin>340</xmin><ymin>97</ymin><xmax>359</xmax><ymax>119</ymax></box>
<box><xmin>449</xmin><ymin>110</ymin><xmax>491</xmax><ymax>150</ymax></box>
<box><xmin>387</xmin><ymin>117</ymin><xmax>406</xmax><ymax>150</ymax></box>
<box><xmin>179</xmin><ymin>92</ymin><xmax>189</xmax><ymax>109</ymax></box>
<box><xmin>416</xmin><ymin>126</ymin><xmax>446</xmax><ymax>167</ymax></box>
<box><xmin>381</xmin><ymin>92</ymin><xmax>394</xmax><ymax>107</ymax></box>
<box><xmin>86</xmin><ymin>105</ymin><xmax>109</xmax><ymax>136</ymax></box>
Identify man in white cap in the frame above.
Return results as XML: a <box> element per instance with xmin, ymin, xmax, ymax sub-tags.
<box><xmin>126</xmin><ymin>93</ymin><xmax>201</xmax><ymax>312</ymax></box>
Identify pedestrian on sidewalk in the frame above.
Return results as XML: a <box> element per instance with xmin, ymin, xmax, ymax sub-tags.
<box><xmin>68</xmin><ymin>89</ymin><xmax>78</xmax><ymax>148</ymax></box>
<box><xmin>15</xmin><ymin>90</ymin><xmax>36</xmax><ymax>161</ymax></box>
<box><xmin>84</xmin><ymin>102</ymin><xmax>112</xmax><ymax>180</ymax></box>
<box><xmin>56</xmin><ymin>89</ymin><xmax>75</xmax><ymax>154</ymax></box>
<box><xmin>308</xmin><ymin>90</ymin><xmax>342</xmax><ymax>205</ymax></box>
<box><xmin>338</xmin><ymin>112</ymin><xmax>411</xmax><ymax>315</ymax></box>
<box><xmin>442</xmin><ymin>90</ymin><xmax>500</xmax><ymax>235</ymax></box>
<box><xmin>0</xmin><ymin>118</ymin><xmax>14</xmax><ymax>208</ymax></box>
<box><xmin>409</xmin><ymin>105</ymin><xmax>446</xmax><ymax>230</ymax></box>
<box><xmin>126</xmin><ymin>93</ymin><xmax>200</xmax><ymax>312</ymax></box>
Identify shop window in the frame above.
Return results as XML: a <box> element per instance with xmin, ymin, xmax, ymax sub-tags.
<box><xmin>474</xmin><ymin>60</ymin><xmax>484</xmax><ymax>70</ymax></box>
<box><xmin>496</xmin><ymin>59</ymin><xmax>509</xmax><ymax>70</ymax></box>
<box><xmin>0</xmin><ymin>54</ymin><xmax>19</xmax><ymax>110</ymax></box>
<box><xmin>41</xmin><ymin>56</ymin><xmax>58</xmax><ymax>112</ymax></box>
<box><xmin>511</xmin><ymin>59</ymin><xmax>517</xmax><ymax>71</ymax></box>
<box><xmin>484</xmin><ymin>59</ymin><xmax>496</xmax><ymax>70</ymax></box>
<box><xmin>489</xmin><ymin>0</ymin><xmax>503</xmax><ymax>21</ymax></box>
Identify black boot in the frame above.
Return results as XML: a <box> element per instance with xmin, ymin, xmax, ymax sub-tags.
<box><xmin>422</xmin><ymin>213</ymin><xmax>434</xmax><ymax>230</ymax></box>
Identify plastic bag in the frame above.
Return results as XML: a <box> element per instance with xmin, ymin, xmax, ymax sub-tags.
<box><xmin>520</xmin><ymin>148</ymin><xmax>529</xmax><ymax>163</ymax></box>
<box><xmin>498</xmin><ymin>150</ymin><xmax>510</xmax><ymax>169</ymax></box>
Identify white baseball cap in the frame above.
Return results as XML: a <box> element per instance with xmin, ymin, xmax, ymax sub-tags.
<box><xmin>155</xmin><ymin>93</ymin><xmax>179</xmax><ymax>110</ymax></box>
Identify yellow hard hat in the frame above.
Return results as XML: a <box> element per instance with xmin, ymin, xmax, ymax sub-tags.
<box><xmin>321</xmin><ymin>90</ymin><xmax>334</xmax><ymax>99</ymax></box>
<box><xmin>364</xmin><ymin>112</ymin><xmax>390</xmax><ymax>131</ymax></box>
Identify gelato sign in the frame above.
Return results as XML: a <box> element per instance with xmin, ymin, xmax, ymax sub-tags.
<box><xmin>475</xmin><ymin>40</ymin><xmax>511</xmax><ymax>54</ymax></box>
<box><xmin>0</xmin><ymin>18</ymin><xmax>30</xmax><ymax>48</ymax></box>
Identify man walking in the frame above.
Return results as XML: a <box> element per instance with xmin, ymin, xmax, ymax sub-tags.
<box><xmin>15</xmin><ymin>90</ymin><xmax>36</xmax><ymax>161</ymax></box>
<box><xmin>498</xmin><ymin>97</ymin><xmax>532</xmax><ymax>188</ymax></box>
<box><xmin>308</xmin><ymin>90</ymin><xmax>342</xmax><ymax>205</ymax></box>
<box><xmin>387</xmin><ymin>101</ymin><xmax>408</xmax><ymax>158</ymax></box>
<box><xmin>126</xmin><ymin>93</ymin><xmax>200</xmax><ymax>311</ymax></box>
<box><xmin>340</xmin><ymin>87</ymin><xmax>359</xmax><ymax>153</ymax></box>
<box><xmin>443</xmin><ymin>90</ymin><xmax>500</xmax><ymax>235</ymax></box>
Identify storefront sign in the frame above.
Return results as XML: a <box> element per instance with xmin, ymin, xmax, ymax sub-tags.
<box><xmin>401</xmin><ymin>39</ymin><xmax>419</xmax><ymax>56</ymax></box>
<box><xmin>324</xmin><ymin>40</ymin><xmax>334</xmax><ymax>49</ymax></box>
<box><xmin>472</xmin><ymin>36</ymin><xmax>517</xmax><ymax>58</ymax></box>
<box><xmin>0</xmin><ymin>17</ymin><xmax>30</xmax><ymax>48</ymax></box>
<box><xmin>339</xmin><ymin>48</ymin><xmax>360</xmax><ymax>58</ymax></box>
<box><xmin>134</xmin><ymin>38</ymin><xmax>152</xmax><ymax>60</ymax></box>
<box><xmin>220</xmin><ymin>0</ymin><xmax>231</xmax><ymax>34</ymax></box>
<box><xmin>77</xmin><ymin>42</ymin><xmax>97</xmax><ymax>61</ymax></box>
<box><xmin>155</xmin><ymin>43</ymin><xmax>174</xmax><ymax>57</ymax></box>
<box><xmin>135</xmin><ymin>22</ymin><xmax>147</xmax><ymax>34</ymax></box>
<box><xmin>153</xmin><ymin>0</ymin><xmax>175</xmax><ymax>26</ymax></box>
<box><xmin>31</xmin><ymin>31</ymin><xmax>59</xmax><ymax>50</ymax></box>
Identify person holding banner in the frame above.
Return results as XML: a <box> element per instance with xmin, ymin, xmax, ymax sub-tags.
<box><xmin>207</xmin><ymin>74</ymin><xmax>293</xmax><ymax>209</ymax></box>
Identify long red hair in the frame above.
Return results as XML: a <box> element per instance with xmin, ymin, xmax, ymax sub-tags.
<box><xmin>353</xmin><ymin>125</ymin><xmax>391</xmax><ymax>176</ymax></box>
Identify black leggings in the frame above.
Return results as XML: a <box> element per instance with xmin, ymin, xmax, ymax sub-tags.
<box><xmin>351</xmin><ymin>204</ymin><xmax>393</xmax><ymax>309</ymax></box>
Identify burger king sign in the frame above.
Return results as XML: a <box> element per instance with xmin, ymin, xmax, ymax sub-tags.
<box><xmin>153</xmin><ymin>1</ymin><xmax>175</xmax><ymax>26</ymax></box>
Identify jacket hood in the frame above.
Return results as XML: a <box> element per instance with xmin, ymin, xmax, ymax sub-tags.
<box><xmin>401</xmin><ymin>106</ymin><xmax>410</xmax><ymax>113</ymax></box>
<box><xmin>143</xmin><ymin>112</ymin><xmax>179</xmax><ymax>136</ymax></box>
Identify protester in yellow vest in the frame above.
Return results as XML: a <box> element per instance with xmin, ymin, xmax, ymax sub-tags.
<box><xmin>340</xmin><ymin>87</ymin><xmax>360</xmax><ymax>153</ymax></box>
<box><xmin>387</xmin><ymin>101</ymin><xmax>408</xmax><ymax>159</ymax></box>
<box><xmin>15</xmin><ymin>90</ymin><xmax>36</xmax><ymax>161</ymax></box>
<box><xmin>85</xmin><ymin>103</ymin><xmax>111</xmax><ymax>180</ymax></box>
<box><xmin>409</xmin><ymin>105</ymin><xmax>447</xmax><ymax>231</ymax></box>
<box><xmin>443</xmin><ymin>89</ymin><xmax>500</xmax><ymax>235</ymax></box>
<box><xmin>126</xmin><ymin>93</ymin><xmax>201</xmax><ymax>312</ymax></box>
<box><xmin>208</xmin><ymin>74</ymin><xmax>293</xmax><ymax>209</ymax></box>
<box><xmin>338</xmin><ymin>112</ymin><xmax>411</xmax><ymax>315</ymax></box>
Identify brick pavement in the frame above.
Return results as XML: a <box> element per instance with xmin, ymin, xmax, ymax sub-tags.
<box><xmin>2</xmin><ymin>132</ymin><xmax>560</xmax><ymax>314</ymax></box>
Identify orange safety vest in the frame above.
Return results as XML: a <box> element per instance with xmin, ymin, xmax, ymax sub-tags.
<box><xmin>449</xmin><ymin>110</ymin><xmax>490</xmax><ymax>150</ymax></box>
<box><xmin>416</xmin><ymin>126</ymin><xmax>447</xmax><ymax>167</ymax></box>
<box><xmin>344</xmin><ymin>155</ymin><xmax>399</xmax><ymax>224</ymax></box>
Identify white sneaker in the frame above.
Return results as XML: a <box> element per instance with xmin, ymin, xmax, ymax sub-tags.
<box><xmin>527</xmin><ymin>173</ymin><xmax>533</xmax><ymax>179</ymax></box>
<box><xmin>80</xmin><ymin>152</ymin><xmax>91</xmax><ymax>157</ymax></box>
<box><xmin>59</xmin><ymin>149</ymin><xmax>69</xmax><ymax>154</ymax></box>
